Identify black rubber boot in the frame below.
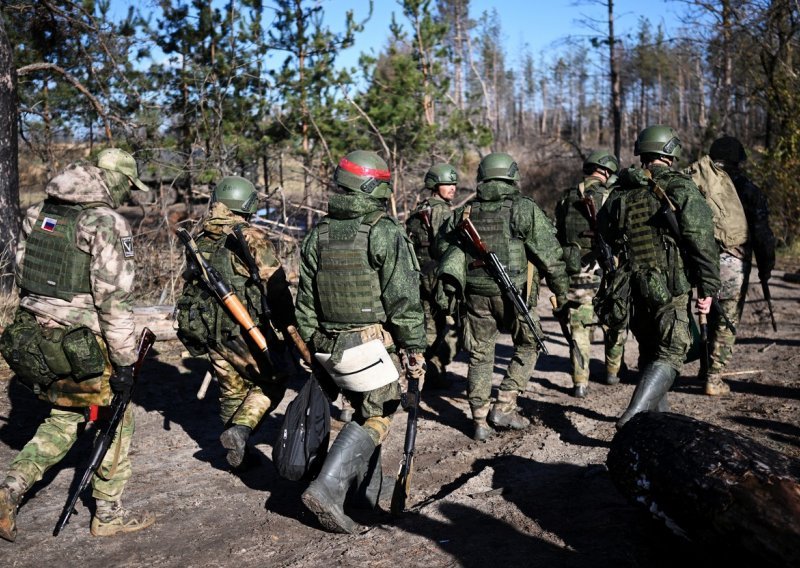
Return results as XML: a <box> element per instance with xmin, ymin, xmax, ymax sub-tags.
<box><xmin>301</xmin><ymin>422</ymin><xmax>376</xmax><ymax>534</ymax></box>
<box><xmin>220</xmin><ymin>424</ymin><xmax>252</xmax><ymax>468</ymax></box>
<box><xmin>616</xmin><ymin>362</ymin><xmax>676</xmax><ymax>429</ymax></box>
<box><xmin>353</xmin><ymin>446</ymin><xmax>382</xmax><ymax>509</ymax></box>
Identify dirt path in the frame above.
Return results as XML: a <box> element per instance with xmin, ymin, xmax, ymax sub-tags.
<box><xmin>1</xmin><ymin>269</ymin><xmax>798</xmax><ymax>567</ymax></box>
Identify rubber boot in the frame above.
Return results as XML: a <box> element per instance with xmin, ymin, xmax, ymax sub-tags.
<box><xmin>353</xmin><ymin>446</ymin><xmax>382</xmax><ymax>509</ymax></box>
<box><xmin>705</xmin><ymin>374</ymin><xmax>730</xmax><ymax>396</ymax></box>
<box><xmin>90</xmin><ymin>499</ymin><xmax>156</xmax><ymax>537</ymax></box>
<box><xmin>0</xmin><ymin>476</ymin><xmax>26</xmax><ymax>542</ymax></box>
<box><xmin>605</xmin><ymin>371</ymin><xmax>620</xmax><ymax>385</ymax></box>
<box><xmin>616</xmin><ymin>362</ymin><xmax>676</xmax><ymax>429</ymax></box>
<box><xmin>472</xmin><ymin>404</ymin><xmax>493</xmax><ymax>442</ymax></box>
<box><xmin>301</xmin><ymin>422</ymin><xmax>376</xmax><ymax>534</ymax></box>
<box><xmin>220</xmin><ymin>424</ymin><xmax>252</xmax><ymax>468</ymax></box>
<box><xmin>488</xmin><ymin>390</ymin><xmax>530</xmax><ymax>430</ymax></box>
<box><xmin>572</xmin><ymin>382</ymin><xmax>589</xmax><ymax>399</ymax></box>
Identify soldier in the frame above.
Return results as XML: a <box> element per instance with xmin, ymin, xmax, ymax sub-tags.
<box><xmin>603</xmin><ymin>125</ymin><xmax>721</xmax><ymax>428</ymax></box>
<box><xmin>176</xmin><ymin>176</ymin><xmax>296</xmax><ymax>469</ymax></box>
<box><xmin>437</xmin><ymin>152</ymin><xmax>569</xmax><ymax>441</ymax></box>
<box><xmin>554</xmin><ymin>150</ymin><xmax>627</xmax><ymax>398</ymax></box>
<box><xmin>406</xmin><ymin>163</ymin><xmax>460</xmax><ymax>389</ymax></box>
<box><xmin>296</xmin><ymin>150</ymin><xmax>426</xmax><ymax>534</ymax></box>
<box><xmin>0</xmin><ymin>149</ymin><xmax>154</xmax><ymax>541</ymax></box>
<box><xmin>703</xmin><ymin>136</ymin><xmax>776</xmax><ymax>395</ymax></box>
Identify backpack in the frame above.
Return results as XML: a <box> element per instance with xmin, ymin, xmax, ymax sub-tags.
<box><xmin>272</xmin><ymin>375</ymin><xmax>331</xmax><ymax>481</ymax></box>
<box><xmin>684</xmin><ymin>155</ymin><xmax>749</xmax><ymax>248</ymax></box>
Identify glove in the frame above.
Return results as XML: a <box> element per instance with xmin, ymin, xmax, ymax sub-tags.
<box><xmin>405</xmin><ymin>352</ymin><xmax>426</xmax><ymax>391</ymax></box>
<box><xmin>109</xmin><ymin>365</ymin><xmax>134</xmax><ymax>398</ymax></box>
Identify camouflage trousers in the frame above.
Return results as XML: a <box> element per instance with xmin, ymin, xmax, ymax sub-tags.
<box><xmin>462</xmin><ymin>293</ymin><xmax>541</xmax><ymax>410</ymax></box>
<box><xmin>708</xmin><ymin>252</ymin><xmax>747</xmax><ymax>375</ymax></box>
<box><xmin>567</xmin><ymin>302</ymin><xmax>627</xmax><ymax>385</ymax></box>
<box><xmin>629</xmin><ymin>291</ymin><xmax>692</xmax><ymax>372</ymax></box>
<box><xmin>208</xmin><ymin>347</ymin><xmax>287</xmax><ymax>430</ymax></box>
<box><xmin>7</xmin><ymin>405</ymin><xmax>134</xmax><ymax>502</ymax></box>
<box><xmin>421</xmin><ymin>290</ymin><xmax>459</xmax><ymax>381</ymax></box>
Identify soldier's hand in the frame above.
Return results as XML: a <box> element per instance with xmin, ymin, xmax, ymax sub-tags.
<box><xmin>696</xmin><ymin>296</ymin><xmax>712</xmax><ymax>315</ymax></box>
<box><xmin>298</xmin><ymin>357</ymin><xmax>313</xmax><ymax>375</ymax></box>
<box><xmin>405</xmin><ymin>352</ymin><xmax>426</xmax><ymax>388</ymax></box>
<box><xmin>109</xmin><ymin>365</ymin><xmax>134</xmax><ymax>398</ymax></box>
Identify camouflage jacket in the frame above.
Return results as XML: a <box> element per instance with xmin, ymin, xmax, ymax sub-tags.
<box><xmin>406</xmin><ymin>193</ymin><xmax>453</xmax><ymax>286</ymax></box>
<box><xmin>437</xmin><ymin>180</ymin><xmax>569</xmax><ymax>304</ymax></box>
<box><xmin>296</xmin><ymin>192</ymin><xmax>426</xmax><ymax>353</ymax></box>
<box><xmin>16</xmin><ymin>163</ymin><xmax>137</xmax><ymax>367</ymax></box>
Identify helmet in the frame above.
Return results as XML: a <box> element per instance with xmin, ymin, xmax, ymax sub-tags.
<box><xmin>709</xmin><ymin>136</ymin><xmax>746</xmax><ymax>163</ymax></box>
<box><xmin>424</xmin><ymin>163</ymin><xmax>458</xmax><ymax>190</ymax></box>
<box><xmin>634</xmin><ymin>125</ymin><xmax>682</xmax><ymax>160</ymax></box>
<box><xmin>333</xmin><ymin>150</ymin><xmax>392</xmax><ymax>199</ymax></box>
<box><xmin>211</xmin><ymin>176</ymin><xmax>258</xmax><ymax>215</ymax></box>
<box><xmin>476</xmin><ymin>152</ymin><xmax>520</xmax><ymax>183</ymax></box>
<box><xmin>583</xmin><ymin>149</ymin><xmax>619</xmax><ymax>175</ymax></box>
<box><xmin>96</xmin><ymin>148</ymin><xmax>149</xmax><ymax>192</ymax></box>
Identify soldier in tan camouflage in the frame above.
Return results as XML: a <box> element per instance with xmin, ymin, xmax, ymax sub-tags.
<box><xmin>0</xmin><ymin>149</ymin><xmax>154</xmax><ymax>542</ymax></box>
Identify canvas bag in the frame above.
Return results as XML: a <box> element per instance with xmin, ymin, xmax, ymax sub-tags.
<box><xmin>272</xmin><ymin>375</ymin><xmax>331</xmax><ymax>481</ymax></box>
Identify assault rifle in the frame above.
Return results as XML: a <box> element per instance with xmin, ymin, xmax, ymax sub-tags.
<box><xmin>699</xmin><ymin>312</ymin><xmax>710</xmax><ymax>372</ymax></box>
<box><xmin>457</xmin><ymin>218</ymin><xmax>548</xmax><ymax>354</ymax></box>
<box><xmin>177</xmin><ymin>228</ymin><xmax>271</xmax><ymax>358</ymax></box>
<box><xmin>761</xmin><ymin>280</ymin><xmax>778</xmax><ymax>332</ymax></box>
<box><xmin>54</xmin><ymin>327</ymin><xmax>156</xmax><ymax>536</ymax></box>
<box><xmin>390</xmin><ymin>362</ymin><xmax>420</xmax><ymax>515</ymax></box>
<box><xmin>581</xmin><ymin>195</ymin><xmax>616</xmax><ymax>274</ymax></box>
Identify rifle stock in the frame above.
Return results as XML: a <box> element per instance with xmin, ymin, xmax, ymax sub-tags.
<box><xmin>53</xmin><ymin>328</ymin><xmax>156</xmax><ymax>536</ymax></box>
<box><xmin>457</xmin><ymin>218</ymin><xmax>548</xmax><ymax>354</ymax></box>
<box><xmin>581</xmin><ymin>196</ymin><xmax>616</xmax><ymax>274</ymax></box>
<box><xmin>760</xmin><ymin>280</ymin><xmax>778</xmax><ymax>332</ymax></box>
<box><xmin>548</xmin><ymin>296</ymin><xmax>585</xmax><ymax>369</ymax></box>
<box><xmin>390</xmin><ymin>376</ymin><xmax>419</xmax><ymax>515</ymax></box>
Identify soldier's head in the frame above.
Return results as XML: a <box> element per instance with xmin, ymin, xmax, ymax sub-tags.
<box><xmin>709</xmin><ymin>136</ymin><xmax>746</xmax><ymax>169</ymax></box>
<box><xmin>583</xmin><ymin>149</ymin><xmax>619</xmax><ymax>181</ymax></box>
<box><xmin>476</xmin><ymin>152</ymin><xmax>520</xmax><ymax>185</ymax></box>
<box><xmin>95</xmin><ymin>148</ymin><xmax>149</xmax><ymax>207</ymax></box>
<box><xmin>333</xmin><ymin>150</ymin><xmax>392</xmax><ymax>199</ymax></box>
<box><xmin>634</xmin><ymin>125</ymin><xmax>682</xmax><ymax>167</ymax></box>
<box><xmin>424</xmin><ymin>163</ymin><xmax>458</xmax><ymax>202</ymax></box>
<box><xmin>211</xmin><ymin>176</ymin><xmax>259</xmax><ymax>218</ymax></box>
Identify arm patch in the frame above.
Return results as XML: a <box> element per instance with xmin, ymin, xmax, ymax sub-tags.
<box><xmin>121</xmin><ymin>236</ymin><xmax>135</xmax><ymax>258</ymax></box>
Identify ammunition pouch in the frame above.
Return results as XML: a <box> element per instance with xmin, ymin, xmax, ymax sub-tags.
<box><xmin>593</xmin><ymin>268</ymin><xmax>631</xmax><ymax>329</ymax></box>
<box><xmin>314</xmin><ymin>338</ymin><xmax>398</xmax><ymax>393</ymax></box>
<box><xmin>633</xmin><ymin>268</ymin><xmax>672</xmax><ymax>309</ymax></box>
<box><xmin>175</xmin><ymin>285</ymin><xmax>213</xmax><ymax>356</ymax></box>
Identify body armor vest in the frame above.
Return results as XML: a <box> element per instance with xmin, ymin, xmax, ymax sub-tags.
<box><xmin>21</xmin><ymin>200</ymin><xmax>94</xmax><ymax>301</ymax></box>
<box><xmin>464</xmin><ymin>198</ymin><xmax>526</xmax><ymax>296</ymax></box>
<box><xmin>622</xmin><ymin>186</ymin><xmax>673</xmax><ymax>271</ymax></box>
<box><xmin>316</xmin><ymin>212</ymin><xmax>386</xmax><ymax>325</ymax></box>
<box><xmin>406</xmin><ymin>199</ymin><xmax>435</xmax><ymax>271</ymax></box>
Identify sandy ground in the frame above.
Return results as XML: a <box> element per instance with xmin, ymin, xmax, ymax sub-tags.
<box><xmin>1</xmin><ymin>268</ymin><xmax>798</xmax><ymax>567</ymax></box>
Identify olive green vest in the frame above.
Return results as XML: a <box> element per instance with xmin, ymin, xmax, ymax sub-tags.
<box><xmin>316</xmin><ymin>211</ymin><xmax>387</xmax><ymax>325</ymax></box>
<box><xmin>464</xmin><ymin>198</ymin><xmax>527</xmax><ymax>296</ymax></box>
<box><xmin>21</xmin><ymin>200</ymin><xmax>94</xmax><ymax>301</ymax></box>
<box><xmin>622</xmin><ymin>186</ymin><xmax>671</xmax><ymax>270</ymax></box>
<box><xmin>406</xmin><ymin>199</ymin><xmax>435</xmax><ymax>271</ymax></box>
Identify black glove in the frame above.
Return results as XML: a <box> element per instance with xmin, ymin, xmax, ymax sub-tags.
<box><xmin>109</xmin><ymin>365</ymin><xmax>134</xmax><ymax>398</ymax></box>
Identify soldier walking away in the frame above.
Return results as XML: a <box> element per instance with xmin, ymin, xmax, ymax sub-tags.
<box><xmin>437</xmin><ymin>152</ymin><xmax>569</xmax><ymax>441</ymax></box>
<box><xmin>406</xmin><ymin>163</ymin><xmax>460</xmax><ymax>390</ymax></box>
<box><xmin>702</xmin><ymin>136</ymin><xmax>777</xmax><ymax>395</ymax></box>
<box><xmin>176</xmin><ymin>176</ymin><xmax>297</xmax><ymax>469</ymax></box>
<box><xmin>554</xmin><ymin>150</ymin><xmax>627</xmax><ymax>398</ymax></box>
<box><xmin>296</xmin><ymin>150</ymin><xmax>426</xmax><ymax>534</ymax></box>
<box><xmin>603</xmin><ymin>125</ymin><xmax>720</xmax><ymax>428</ymax></box>
<box><xmin>0</xmin><ymin>149</ymin><xmax>154</xmax><ymax>541</ymax></box>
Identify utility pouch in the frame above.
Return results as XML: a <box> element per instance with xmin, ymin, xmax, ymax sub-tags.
<box><xmin>593</xmin><ymin>268</ymin><xmax>631</xmax><ymax>328</ymax></box>
<box><xmin>635</xmin><ymin>269</ymin><xmax>672</xmax><ymax>309</ymax></box>
<box><xmin>61</xmin><ymin>327</ymin><xmax>105</xmax><ymax>381</ymax></box>
<box><xmin>314</xmin><ymin>339</ymin><xmax>398</xmax><ymax>392</ymax></box>
<box><xmin>0</xmin><ymin>310</ymin><xmax>56</xmax><ymax>392</ymax></box>
<box><xmin>39</xmin><ymin>327</ymin><xmax>73</xmax><ymax>375</ymax></box>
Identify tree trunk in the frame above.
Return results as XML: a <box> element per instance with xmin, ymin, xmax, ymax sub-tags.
<box><xmin>608</xmin><ymin>0</ymin><xmax>621</xmax><ymax>158</ymax></box>
<box><xmin>608</xmin><ymin>412</ymin><xmax>800</xmax><ymax>567</ymax></box>
<box><xmin>0</xmin><ymin>17</ymin><xmax>20</xmax><ymax>293</ymax></box>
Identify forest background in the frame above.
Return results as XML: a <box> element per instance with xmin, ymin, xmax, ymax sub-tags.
<box><xmin>0</xmin><ymin>0</ymin><xmax>797</xmax><ymax>304</ymax></box>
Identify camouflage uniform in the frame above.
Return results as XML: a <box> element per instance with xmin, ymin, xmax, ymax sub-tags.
<box><xmin>438</xmin><ymin>178</ymin><xmax>569</xmax><ymax>439</ymax></box>
<box><xmin>0</xmin><ymin>158</ymin><xmax>153</xmax><ymax>541</ymax></box>
<box><xmin>554</xmin><ymin>177</ymin><xmax>626</xmax><ymax>391</ymax></box>
<box><xmin>407</xmin><ymin>194</ymin><xmax>458</xmax><ymax>386</ymax></box>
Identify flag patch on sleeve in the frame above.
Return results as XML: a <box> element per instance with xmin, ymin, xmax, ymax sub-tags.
<box><xmin>41</xmin><ymin>217</ymin><xmax>57</xmax><ymax>232</ymax></box>
<box><xmin>121</xmin><ymin>236</ymin><xmax>134</xmax><ymax>258</ymax></box>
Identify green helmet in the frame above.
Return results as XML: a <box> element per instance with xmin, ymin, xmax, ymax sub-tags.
<box><xmin>96</xmin><ymin>148</ymin><xmax>149</xmax><ymax>192</ymax></box>
<box><xmin>634</xmin><ymin>125</ymin><xmax>682</xmax><ymax>160</ymax></box>
<box><xmin>333</xmin><ymin>150</ymin><xmax>392</xmax><ymax>199</ymax></box>
<box><xmin>583</xmin><ymin>149</ymin><xmax>619</xmax><ymax>175</ymax></box>
<box><xmin>476</xmin><ymin>152</ymin><xmax>520</xmax><ymax>183</ymax></box>
<box><xmin>211</xmin><ymin>176</ymin><xmax>258</xmax><ymax>215</ymax></box>
<box><xmin>709</xmin><ymin>136</ymin><xmax>746</xmax><ymax>163</ymax></box>
<box><xmin>424</xmin><ymin>163</ymin><xmax>458</xmax><ymax>190</ymax></box>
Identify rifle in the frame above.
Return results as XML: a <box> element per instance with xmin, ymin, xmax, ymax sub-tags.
<box><xmin>390</xmin><ymin>366</ymin><xmax>420</xmax><ymax>515</ymax></box>
<box><xmin>549</xmin><ymin>296</ymin><xmax>585</xmax><ymax>370</ymax></box>
<box><xmin>699</xmin><ymin>312</ymin><xmax>710</xmax><ymax>372</ymax></box>
<box><xmin>581</xmin><ymin>195</ymin><xmax>616</xmax><ymax>275</ymax></box>
<box><xmin>54</xmin><ymin>327</ymin><xmax>156</xmax><ymax>536</ymax></box>
<box><xmin>458</xmin><ymin>218</ymin><xmax>548</xmax><ymax>354</ymax></box>
<box><xmin>177</xmin><ymin>228</ymin><xmax>271</xmax><ymax>358</ymax></box>
<box><xmin>761</xmin><ymin>280</ymin><xmax>778</xmax><ymax>332</ymax></box>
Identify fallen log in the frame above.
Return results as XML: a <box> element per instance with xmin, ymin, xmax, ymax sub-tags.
<box><xmin>607</xmin><ymin>412</ymin><xmax>800</xmax><ymax>566</ymax></box>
